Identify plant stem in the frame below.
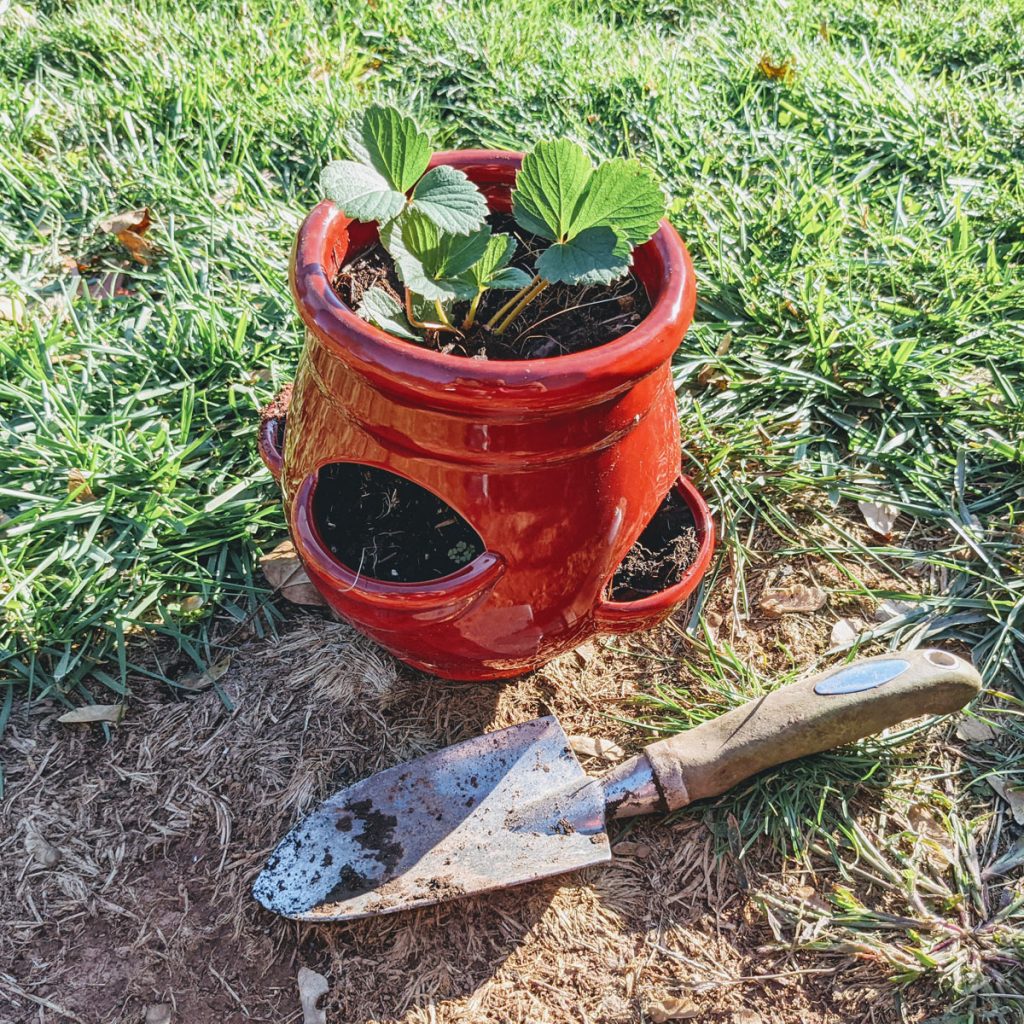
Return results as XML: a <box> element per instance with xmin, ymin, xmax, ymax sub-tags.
<box><xmin>486</xmin><ymin>276</ymin><xmax>541</xmax><ymax>331</ymax></box>
<box><xmin>462</xmin><ymin>291</ymin><xmax>482</xmax><ymax>331</ymax></box>
<box><xmin>404</xmin><ymin>288</ymin><xmax>462</xmax><ymax>336</ymax></box>
<box><xmin>493</xmin><ymin>278</ymin><xmax>549</xmax><ymax>335</ymax></box>
<box><xmin>434</xmin><ymin>298</ymin><xmax>454</xmax><ymax>329</ymax></box>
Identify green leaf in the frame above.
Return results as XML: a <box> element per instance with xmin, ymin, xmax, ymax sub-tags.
<box><xmin>488</xmin><ymin>265</ymin><xmax>533</xmax><ymax>290</ymax></box>
<box><xmin>459</xmin><ymin>233</ymin><xmax>517</xmax><ymax>290</ymax></box>
<box><xmin>512</xmin><ymin>139</ymin><xmax>593</xmax><ymax>242</ymax></box>
<box><xmin>535</xmin><ymin>225</ymin><xmax>631</xmax><ymax>285</ymax></box>
<box><xmin>412</xmin><ymin>165</ymin><xmax>489</xmax><ymax>234</ymax></box>
<box><xmin>356</xmin><ymin>287</ymin><xmax>420</xmax><ymax>341</ymax></box>
<box><xmin>359</xmin><ymin>105</ymin><xmax>432</xmax><ymax>193</ymax></box>
<box><xmin>321</xmin><ymin>160</ymin><xmax>406</xmax><ymax>223</ymax></box>
<box><xmin>382</xmin><ymin>211</ymin><xmax>489</xmax><ymax>302</ymax></box>
<box><xmin>570</xmin><ymin>159</ymin><xmax>666</xmax><ymax>246</ymax></box>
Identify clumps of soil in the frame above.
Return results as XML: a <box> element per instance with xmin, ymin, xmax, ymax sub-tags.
<box><xmin>311</xmin><ymin>462</ymin><xmax>485</xmax><ymax>582</ymax></box>
<box><xmin>331</xmin><ymin>213</ymin><xmax>653</xmax><ymax>361</ymax></box>
<box><xmin>609</xmin><ymin>488</ymin><xmax>701</xmax><ymax>601</ymax></box>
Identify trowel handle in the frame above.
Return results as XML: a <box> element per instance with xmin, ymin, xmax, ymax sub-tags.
<box><xmin>642</xmin><ymin>649</ymin><xmax>981</xmax><ymax>812</ymax></box>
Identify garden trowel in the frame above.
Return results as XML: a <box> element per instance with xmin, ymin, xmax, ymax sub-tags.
<box><xmin>254</xmin><ymin>648</ymin><xmax>980</xmax><ymax>921</ymax></box>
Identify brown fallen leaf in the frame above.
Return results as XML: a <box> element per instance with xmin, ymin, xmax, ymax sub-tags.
<box><xmin>25</xmin><ymin>832</ymin><xmax>61</xmax><ymax>869</ymax></box>
<box><xmin>732</xmin><ymin>1012</ymin><xmax>763</xmax><ymax>1024</ymax></box>
<box><xmin>829</xmin><ymin>616</ymin><xmax>863</xmax><ymax>648</ymax></box>
<box><xmin>612</xmin><ymin>840</ymin><xmax>652</xmax><ymax>858</ymax></box>
<box><xmin>261</xmin><ymin>541</ymin><xmax>327</xmax><ymax>607</ymax></box>
<box><xmin>858</xmin><ymin>499</ymin><xmax>899</xmax><ymax>539</ymax></box>
<box><xmin>907</xmin><ymin>803</ymin><xmax>954</xmax><ymax>871</ymax></box>
<box><xmin>57</xmin><ymin>704</ymin><xmax>125</xmax><ymax>725</ymax></box>
<box><xmin>67</xmin><ymin>469</ymin><xmax>95</xmax><ymax>501</ymax></box>
<box><xmin>758</xmin><ymin>54</ymin><xmax>795</xmax><ymax>81</ymax></box>
<box><xmin>98</xmin><ymin>207</ymin><xmax>158</xmax><ymax>264</ymax></box>
<box><xmin>987</xmin><ymin>777</ymin><xmax>1024</xmax><ymax>825</ymax></box>
<box><xmin>872</xmin><ymin>598</ymin><xmax>917</xmax><ymax>623</ymax></box>
<box><xmin>956</xmin><ymin>718</ymin><xmax>995</xmax><ymax>743</ymax></box>
<box><xmin>569</xmin><ymin>735</ymin><xmax>625</xmax><ymax>761</ymax></box>
<box><xmin>759</xmin><ymin>584</ymin><xmax>827</xmax><ymax>617</ymax></box>
<box><xmin>298</xmin><ymin>967</ymin><xmax>328</xmax><ymax>1024</ymax></box>
<box><xmin>648</xmin><ymin>996</ymin><xmax>699</xmax><ymax>1022</ymax></box>
<box><xmin>0</xmin><ymin>294</ymin><xmax>26</xmax><ymax>325</ymax></box>
<box><xmin>178</xmin><ymin>655</ymin><xmax>232</xmax><ymax>693</ymax></box>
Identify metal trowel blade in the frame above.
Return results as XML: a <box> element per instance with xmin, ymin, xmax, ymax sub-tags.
<box><xmin>253</xmin><ymin>716</ymin><xmax>610</xmax><ymax>921</ymax></box>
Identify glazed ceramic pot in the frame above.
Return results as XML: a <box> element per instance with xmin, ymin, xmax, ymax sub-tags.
<box><xmin>259</xmin><ymin>150</ymin><xmax>714</xmax><ymax>680</ymax></box>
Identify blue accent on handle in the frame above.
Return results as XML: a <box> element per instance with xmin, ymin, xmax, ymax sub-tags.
<box><xmin>814</xmin><ymin>658</ymin><xmax>911</xmax><ymax>695</ymax></box>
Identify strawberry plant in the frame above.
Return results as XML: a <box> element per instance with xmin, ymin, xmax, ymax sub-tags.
<box><xmin>321</xmin><ymin>105</ymin><xmax>667</xmax><ymax>342</ymax></box>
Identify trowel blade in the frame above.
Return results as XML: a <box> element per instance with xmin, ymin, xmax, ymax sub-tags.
<box><xmin>253</xmin><ymin>716</ymin><xmax>610</xmax><ymax>921</ymax></box>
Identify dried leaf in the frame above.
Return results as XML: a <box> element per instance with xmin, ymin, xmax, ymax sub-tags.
<box><xmin>907</xmin><ymin>803</ymin><xmax>954</xmax><ymax>871</ymax></box>
<box><xmin>987</xmin><ymin>777</ymin><xmax>1024</xmax><ymax>825</ymax></box>
<box><xmin>790</xmin><ymin>883</ymin><xmax>830</xmax><ymax>912</ymax></box>
<box><xmin>0</xmin><ymin>294</ymin><xmax>26</xmax><ymax>325</ymax></box>
<box><xmin>758</xmin><ymin>54</ymin><xmax>795</xmax><ymax>81</ymax></box>
<box><xmin>569</xmin><ymin>735</ymin><xmax>625</xmax><ymax>761</ymax></box>
<box><xmin>758</xmin><ymin>584</ymin><xmax>826</xmax><ymax>617</ymax></box>
<box><xmin>261</xmin><ymin>541</ymin><xmax>327</xmax><ymax>607</ymax></box>
<box><xmin>57</xmin><ymin>704</ymin><xmax>125</xmax><ymax>725</ymax></box>
<box><xmin>98</xmin><ymin>207</ymin><xmax>158</xmax><ymax>264</ymax></box>
<box><xmin>25</xmin><ymin>832</ymin><xmax>61</xmax><ymax>869</ymax></box>
<box><xmin>829</xmin><ymin>617</ymin><xmax>861</xmax><ymax>647</ymax></box>
<box><xmin>871</xmin><ymin>599</ymin><xmax>917</xmax><ymax>623</ymax></box>
<box><xmin>858</xmin><ymin>500</ymin><xmax>899</xmax><ymax>539</ymax></box>
<box><xmin>180</xmin><ymin>595</ymin><xmax>205</xmax><ymax>613</ymax></box>
<box><xmin>612</xmin><ymin>840</ymin><xmax>652</xmax><ymax>858</ymax></box>
<box><xmin>573</xmin><ymin>641</ymin><xmax>597</xmax><ymax>665</ymax></box>
<box><xmin>145</xmin><ymin>1005</ymin><xmax>172</xmax><ymax>1024</ymax></box>
<box><xmin>178</xmin><ymin>655</ymin><xmax>232</xmax><ymax>693</ymax></box>
<box><xmin>956</xmin><ymin>718</ymin><xmax>995</xmax><ymax>744</ymax></box>
<box><xmin>298</xmin><ymin>967</ymin><xmax>329</xmax><ymax>1024</ymax></box>
<box><xmin>67</xmin><ymin>469</ymin><xmax>95</xmax><ymax>501</ymax></box>
<box><xmin>648</xmin><ymin>996</ymin><xmax>699</xmax><ymax>1022</ymax></box>
<box><xmin>732</xmin><ymin>1013</ymin><xmax>763</xmax><ymax>1024</ymax></box>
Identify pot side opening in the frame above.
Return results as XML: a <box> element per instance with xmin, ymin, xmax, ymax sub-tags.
<box><xmin>309</xmin><ymin>464</ymin><xmax>699</xmax><ymax>597</ymax></box>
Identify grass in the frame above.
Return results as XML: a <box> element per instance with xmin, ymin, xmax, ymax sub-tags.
<box><xmin>1</xmin><ymin>0</ymin><xmax>1022</xmax><ymax>1015</ymax></box>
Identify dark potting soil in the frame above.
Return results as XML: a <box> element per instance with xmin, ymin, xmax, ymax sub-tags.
<box><xmin>331</xmin><ymin>213</ymin><xmax>653</xmax><ymax>361</ymax></box>
<box><xmin>311</xmin><ymin>463</ymin><xmax>485</xmax><ymax>582</ymax></box>
<box><xmin>313</xmin><ymin>462</ymin><xmax>700</xmax><ymax>597</ymax></box>
<box><xmin>609</xmin><ymin>488</ymin><xmax>700</xmax><ymax>602</ymax></box>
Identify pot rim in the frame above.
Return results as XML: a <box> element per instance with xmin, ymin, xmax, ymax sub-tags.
<box><xmin>290</xmin><ymin>149</ymin><xmax>696</xmax><ymax>412</ymax></box>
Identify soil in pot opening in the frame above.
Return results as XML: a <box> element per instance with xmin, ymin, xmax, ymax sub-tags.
<box><xmin>609</xmin><ymin>488</ymin><xmax>700</xmax><ymax>601</ymax></box>
<box><xmin>331</xmin><ymin>213</ymin><xmax>653</xmax><ymax>361</ymax></box>
<box><xmin>312</xmin><ymin>463</ymin><xmax>485</xmax><ymax>582</ymax></box>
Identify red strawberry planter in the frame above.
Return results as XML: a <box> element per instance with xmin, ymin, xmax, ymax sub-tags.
<box><xmin>259</xmin><ymin>150</ymin><xmax>714</xmax><ymax>680</ymax></box>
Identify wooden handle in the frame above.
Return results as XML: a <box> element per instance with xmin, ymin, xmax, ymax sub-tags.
<box><xmin>643</xmin><ymin>649</ymin><xmax>981</xmax><ymax>811</ymax></box>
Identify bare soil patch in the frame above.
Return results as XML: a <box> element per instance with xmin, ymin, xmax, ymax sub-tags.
<box><xmin>0</xmin><ymin>526</ymin><xmax>969</xmax><ymax>1023</ymax></box>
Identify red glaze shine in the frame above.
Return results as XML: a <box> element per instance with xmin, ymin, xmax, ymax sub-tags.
<box><xmin>262</xmin><ymin>150</ymin><xmax>715</xmax><ymax>680</ymax></box>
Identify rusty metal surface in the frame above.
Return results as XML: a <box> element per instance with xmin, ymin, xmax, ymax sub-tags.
<box><xmin>253</xmin><ymin>716</ymin><xmax>610</xmax><ymax>921</ymax></box>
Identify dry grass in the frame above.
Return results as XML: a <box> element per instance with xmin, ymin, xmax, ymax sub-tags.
<box><xmin>0</xmin><ymin>588</ymin><xmax>994</xmax><ymax>1024</ymax></box>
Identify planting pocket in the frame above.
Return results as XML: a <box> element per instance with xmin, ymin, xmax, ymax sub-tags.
<box><xmin>595</xmin><ymin>476</ymin><xmax>715</xmax><ymax>635</ymax></box>
<box><xmin>289</xmin><ymin>463</ymin><xmax>505</xmax><ymax>628</ymax></box>
<box><xmin>309</xmin><ymin>462</ymin><xmax>485</xmax><ymax>583</ymax></box>
<box><xmin>258</xmin><ymin>384</ymin><xmax>291</xmax><ymax>483</ymax></box>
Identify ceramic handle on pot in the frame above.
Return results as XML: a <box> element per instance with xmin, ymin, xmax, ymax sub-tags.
<box><xmin>641</xmin><ymin>649</ymin><xmax>981</xmax><ymax>812</ymax></box>
<box><xmin>258</xmin><ymin>386</ymin><xmax>292</xmax><ymax>484</ymax></box>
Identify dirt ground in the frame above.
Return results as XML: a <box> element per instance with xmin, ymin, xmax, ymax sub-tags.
<box><xmin>0</xmin><ymin>544</ymin><xmax>971</xmax><ymax>1024</ymax></box>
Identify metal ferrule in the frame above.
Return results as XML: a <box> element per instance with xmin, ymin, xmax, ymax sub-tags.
<box><xmin>599</xmin><ymin>753</ymin><xmax>663</xmax><ymax>819</ymax></box>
